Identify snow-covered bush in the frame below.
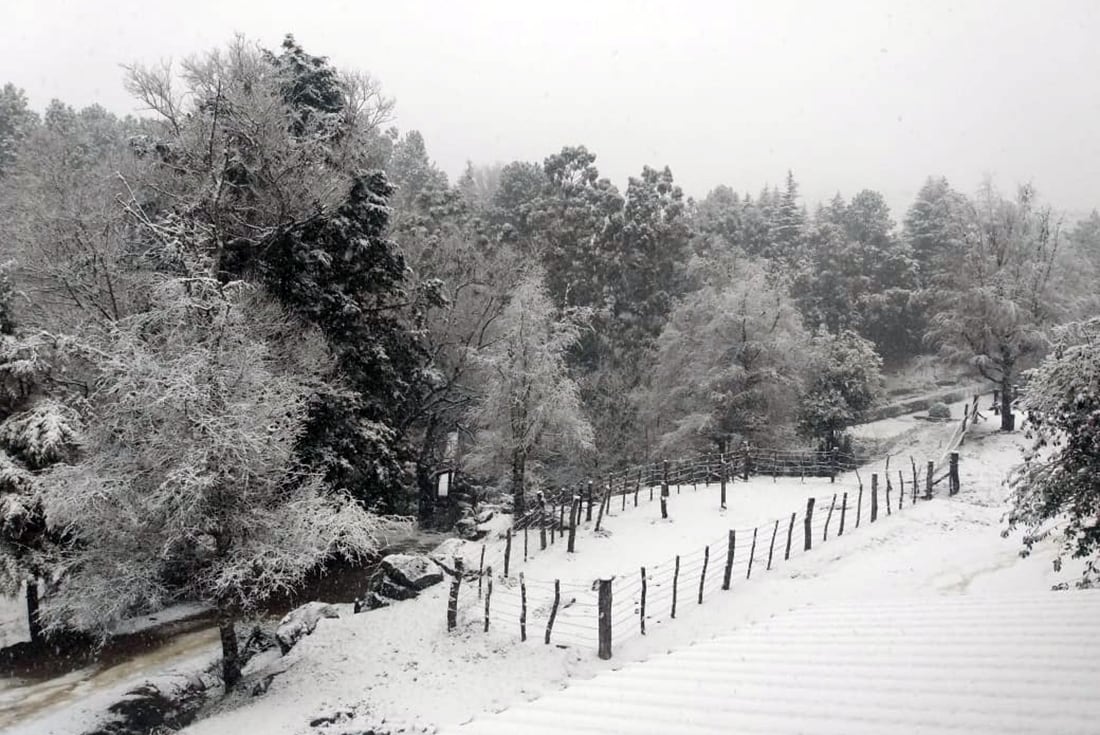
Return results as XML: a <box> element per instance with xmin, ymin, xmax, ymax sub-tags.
<box><xmin>927</xmin><ymin>402</ymin><xmax>951</xmax><ymax>420</ymax></box>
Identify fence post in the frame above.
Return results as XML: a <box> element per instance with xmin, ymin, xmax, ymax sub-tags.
<box><xmin>586</xmin><ymin>480</ymin><xmax>594</xmax><ymax>522</ymax></box>
<box><xmin>830</xmin><ymin>447</ymin><xmax>838</xmax><ymax>483</ymax></box>
<box><xmin>660</xmin><ymin>459</ymin><xmax>670</xmax><ymax>519</ymax></box>
<box><xmin>871</xmin><ymin>474</ymin><xmax>879</xmax><ymax>523</ymax></box>
<box><xmin>925</xmin><ymin>461</ymin><xmax>934</xmax><ymax>500</ymax></box>
<box><xmin>634</xmin><ymin>470</ymin><xmax>640</xmax><ymax>507</ymax></box>
<box><xmin>950</xmin><ymin>452</ymin><xmax>960</xmax><ymax>495</ymax></box>
<box><xmin>671</xmin><ymin>555</ymin><xmax>680</xmax><ymax>619</ymax></box>
<box><xmin>545</xmin><ymin>579</ymin><xmax>560</xmax><ymax>644</ymax></box>
<box><xmin>698</xmin><ymin>546</ymin><xmax>709</xmax><ymax>604</ymax></box>
<box><xmin>741</xmin><ymin>442</ymin><xmax>750</xmax><ymax>481</ymax></box>
<box><xmin>856</xmin><ymin>484</ymin><xmax>863</xmax><ymax>528</ymax></box>
<box><xmin>558</xmin><ymin>502</ymin><xmax>565</xmax><ymax>539</ymax></box>
<box><xmin>519</xmin><ymin>573</ymin><xmax>527</xmax><ymax>642</ymax></box>
<box><xmin>597</xmin><ymin>578</ymin><xmax>612</xmax><ymax>660</ymax></box>
<box><xmin>504</xmin><ymin>528</ymin><xmax>512</xmax><ymax>577</ymax></box>
<box><xmin>785</xmin><ymin>513</ymin><xmax>795</xmax><ymax>560</ymax></box>
<box><xmin>538</xmin><ymin>492</ymin><xmax>547</xmax><ymax>550</ymax></box>
<box><xmin>483</xmin><ymin>566</ymin><xmax>492</xmax><ymax>633</ymax></box>
<box><xmin>478</xmin><ymin>545</ymin><xmax>485</xmax><ymax>599</ymax></box>
<box><xmin>804</xmin><ymin>497</ymin><xmax>815</xmax><ymax>551</ymax></box>
<box><xmin>447</xmin><ymin>557</ymin><xmax>463</xmax><ymax>631</ymax></box>
<box><xmin>747</xmin><ymin>527</ymin><xmax>758</xmax><ymax>578</ymax></box>
<box><xmin>839</xmin><ymin>492</ymin><xmax>848</xmax><ymax>536</ymax></box>
<box><xmin>567</xmin><ymin>495</ymin><xmax>580</xmax><ymax>553</ymax></box>
<box><xmin>722</xmin><ymin>530</ymin><xmax>735</xmax><ymax>590</ymax></box>
<box><xmin>767</xmin><ymin>519</ymin><xmax>779</xmax><ymax>570</ymax></box>
<box><xmin>639</xmin><ymin>567</ymin><xmax>647</xmax><ymax>635</ymax></box>
<box><xmin>911</xmin><ymin>456</ymin><xmax>919</xmax><ymax>504</ymax></box>
<box><xmin>884</xmin><ymin>472</ymin><xmax>892</xmax><ymax>516</ymax></box>
<box><xmin>824</xmin><ymin>493</ymin><xmax>837</xmax><ymax>541</ymax></box>
<box><xmin>719</xmin><ymin>456</ymin><xmax>728</xmax><ymax>509</ymax></box>
<box><xmin>898</xmin><ymin>471</ymin><xmax>905</xmax><ymax>510</ymax></box>
<box><xmin>595</xmin><ymin>478</ymin><xmax>610</xmax><ymax>532</ymax></box>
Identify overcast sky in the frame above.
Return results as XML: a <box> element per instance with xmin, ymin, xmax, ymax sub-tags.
<box><xmin>4</xmin><ymin>0</ymin><xmax>1099</xmax><ymax>217</ymax></box>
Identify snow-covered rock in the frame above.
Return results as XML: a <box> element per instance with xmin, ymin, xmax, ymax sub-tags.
<box><xmin>380</xmin><ymin>554</ymin><xmax>444</xmax><ymax>591</ymax></box>
<box><xmin>275</xmin><ymin>602</ymin><xmax>339</xmax><ymax>655</ymax></box>
<box><xmin>429</xmin><ymin>537</ymin><xmax>466</xmax><ymax>563</ymax></box>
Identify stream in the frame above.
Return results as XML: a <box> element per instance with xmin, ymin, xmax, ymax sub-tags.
<box><xmin>0</xmin><ymin>530</ymin><xmax>447</xmax><ymax>731</ymax></box>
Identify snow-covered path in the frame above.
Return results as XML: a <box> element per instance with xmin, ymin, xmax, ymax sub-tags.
<box><xmin>451</xmin><ymin>591</ymin><xmax>1100</xmax><ymax>734</ymax></box>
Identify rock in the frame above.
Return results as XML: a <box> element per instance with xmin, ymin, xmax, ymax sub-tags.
<box><xmin>376</xmin><ymin>578</ymin><xmax>419</xmax><ymax>601</ymax></box>
<box><xmin>275</xmin><ymin>602</ymin><xmax>339</xmax><ymax>655</ymax></box>
<box><xmin>429</xmin><ymin>537</ymin><xmax>465</xmax><ymax>562</ymax></box>
<box><xmin>475</xmin><ymin>509</ymin><xmax>494</xmax><ymax>524</ymax></box>
<box><xmin>380</xmin><ymin>554</ymin><xmax>444</xmax><ymax>590</ymax></box>
<box><xmin>455</xmin><ymin>518</ymin><xmax>484</xmax><ymax>540</ymax></box>
<box><xmin>251</xmin><ymin>674</ymin><xmax>275</xmax><ymax>697</ymax></box>
<box><xmin>365</xmin><ymin>592</ymin><xmax>391</xmax><ymax>610</ymax></box>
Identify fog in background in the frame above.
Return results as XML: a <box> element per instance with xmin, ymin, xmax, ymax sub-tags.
<box><xmin>4</xmin><ymin>0</ymin><xmax>1099</xmax><ymax>214</ymax></box>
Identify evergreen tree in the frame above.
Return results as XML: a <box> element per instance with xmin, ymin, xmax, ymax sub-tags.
<box><xmin>798</xmin><ymin>330</ymin><xmax>883</xmax><ymax>451</ymax></box>
<box><xmin>0</xmin><ymin>83</ymin><xmax>38</xmax><ymax>176</ymax></box>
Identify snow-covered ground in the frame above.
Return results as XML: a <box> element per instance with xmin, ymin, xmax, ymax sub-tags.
<box><xmin>7</xmin><ymin>411</ymin><xmax>1086</xmax><ymax>735</ymax></box>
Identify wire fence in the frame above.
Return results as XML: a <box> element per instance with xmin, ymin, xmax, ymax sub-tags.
<box><xmin>442</xmin><ymin>394</ymin><xmax>985</xmax><ymax>658</ymax></box>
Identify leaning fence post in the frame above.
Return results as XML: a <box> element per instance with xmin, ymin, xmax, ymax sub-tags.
<box><xmin>447</xmin><ymin>557</ymin><xmax>464</xmax><ymax>631</ymax></box>
<box><xmin>504</xmin><ymin>528</ymin><xmax>512</xmax><ymax>577</ymax></box>
<box><xmin>804</xmin><ymin>498</ymin><xmax>815</xmax><ymax>551</ymax></box>
<box><xmin>722</xmin><ymin>530</ymin><xmax>736</xmax><ymax>590</ymax></box>
<box><xmin>519</xmin><ymin>573</ymin><xmax>527</xmax><ymax>642</ymax></box>
<box><xmin>925</xmin><ymin>461</ymin><xmax>934</xmax><ymax>500</ymax></box>
<box><xmin>698</xmin><ymin>545</ymin><xmax>709</xmax><ymax>604</ymax></box>
<box><xmin>567</xmin><ymin>495</ymin><xmax>580</xmax><ymax>553</ymax></box>
<box><xmin>871</xmin><ymin>474</ymin><xmax>879</xmax><ymax>522</ymax></box>
<box><xmin>785</xmin><ymin>513</ymin><xmax>795</xmax><ymax>560</ymax></box>
<box><xmin>483</xmin><ymin>565</ymin><xmax>493</xmax><ymax>633</ymax></box>
<box><xmin>747</xmin><ymin>527</ymin><xmax>758</xmax><ymax>578</ymax></box>
<box><xmin>597</xmin><ymin>578</ymin><xmax>613</xmax><ymax>660</ymax></box>
<box><xmin>544</xmin><ymin>579</ymin><xmax>560</xmax><ymax>644</ymax></box>
<box><xmin>949</xmin><ymin>451</ymin><xmax>960</xmax><ymax>495</ymax></box>
<box><xmin>595</xmin><ymin>478</ymin><xmax>610</xmax><ymax>532</ymax></box>
<box><xmin>671</xmin><ymin>555</ymin><xmax>680</xmax><ymax>619</ymax></box>
<box><xmin>478</xmin><ymin>545</ymin><xmax>485</xmax><ymax>599</ymax></box>
<box><xmin>839</xmin><ymin>492</ymin><xmax>848</xmax><ymax>536</ymax></box>
<box><xmin>911</xmin><ymin>456</ymin><xmax>918</xmax><ymax>504</ymax></box>
<box><xmin>639</xmin><ymin>567</ymin><xmax>647</xmax><ymax>635</ymax></box>
<box><xmin>767</xmin><ymin>519</ymin><xmax>779</xmax><ymax>570</ymax></box>
<box><xmin>823</xmin><ymin>493</ymin><xmax>837</xmax><ymax>541</ymax></box>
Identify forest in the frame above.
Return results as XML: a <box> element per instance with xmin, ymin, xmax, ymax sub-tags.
<box><xmin>1</xmin><ymin>35</ymin><xmax>1099</xmax><ymax>687</ymax></box>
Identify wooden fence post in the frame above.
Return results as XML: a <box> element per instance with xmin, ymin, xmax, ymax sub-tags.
<box><xmin>871</xmin><ymin>474</ymin><xmax>879</xmax><ymax>523</ymax></box>
<box><xmin>524</xmin><ymin>525</ymin><xmax>529</xmax><ymax>562</ymax></box>
<box><xmin>767</xmin><ymin>519</ymin><xmax>779</xmax><ymax>570</ymax></box>
<box><xmin>639</xmin><ymin>567</ymin><xmax>647</xmax><ymax>635</ymax></box>
<box><xmin>910</xmin><ymin>456</ymin><xmax>918</xmax><ymax>504</ymax></box>
<box><xmin>950</xmin><ymin>452</ymin><xmax>960</xmax><ymax>495</ymax></box>
<box><xmin>519</xmin><ymin>573</ymin><xmax>527</xmax><ymax>642</ymax></box>
<box><xmin>447</xmin><ymin>557</ymin><xmax>463</xmax><ymax>631</ymax></box>
<box><xmin>597</xmin><ymin>578</ymin><xmax>612</xmax><ymax>660</ymax></box>
<box><xmin>839</xmin><ymin>492</ymin><xmax>848</xmax><ymax>536</ymax></box>
<box><xmin>741</xmin><ymin>442</ymin><xmax>750</xmax><ymax>481</ymax></box>
<box><xmin>634</xmin><ymin>471</ymin><xmax>640</xmax><ymax>507</ymax></box>
<box><xmin>478</xmin><ymin>545</ymin><xmax>485</xmax><ymax>599</ymax></box>
<box><xmin>856</xmin><ymin>484</ymin><xmax>863</xmax><ymax>528</ymax></box>
<box><xmin>671</xmin><ymin>555</ymin><xmax>680</xmax><ymax>619</ymax></box>
<box><xmin>504</xmin><ymin>528</ymin><xmax>512</xmax><ymax>577</ymax></box>
<box><xmin>567</xmin><ymin>495</ymin><xmax>580</xmax><ymax>553</ymax></box>
<box><xmin>785</xmin><ymin>513</ymin><xmax>795</xmax><ymax>560</ymax></box>
<box><xmin>747</xmin><ymin>527</ymin><xmax>758</xmax><ymax>578</ymax></box>
<box><xmin>804</xmin><ymin>498</ymin><xmax>815</xmax><ymax>551</ymax></box>
<box><xmin>925</xmin><ymin>461</ymin><xmax>934</xmax><ymax>500</ymax></box>
<box><xmin>545</xmin><ymin>580</ymin><xmax>560</xmax><ymax>644</ymax></box>
<box><xmin>884</xmin><ymin>473</ymin><xmax>892</xmax><ymax>516</ymax></box>
<box><xmin>698</xmin><ymin>546</ymin><xmax>709</xmax><ymax>603</ymax></box>
<box><xmin>622</xmin><ymin>473</ymin><xmax>627</xmax><ymax>512</ymax></box>
<box><xmin>719</xmin><ymin>457</ymin><xmax>728</xmax><ymax>509</ymax></box>
<box><xmin>660</xmin><ymin>459</ymin><xmax>670</xmax><ymax>519</ymax></box>
<box><xmin>898</xmin><ymin>471</ymin><xmax>905</xmax><ymax>510</ymax></box>
<box><xmin>586</xmin><ymin>480</ymin><xmax>594</xmax><ymax>522</ymax></box>
<box><xmin>823</xmin><ymin>493</ymin><xmax>837</xmax><ymax>541</ymax></box>
<box><xmin>483</xmin><ymin>566</ymin><xmax>492</xmax><ymax>632</ymax></box>
<box><xmin>558</xmin><ymin>502</ymin><xmax>565</xmax><ymax>539</ymax></box>
<box><xmin>830</xmin><ymin>447</ymin><xmax>839</xmax><ymax>483</ymax></box>
<box><xmin>722</xmin><ymin>530</ymin><xmax>735</xmax><ymax>590</ymax></box>
<box><xmin>595</xmin><ymin>479</ymin><xmax>610</xmax><ymax>532</ymax></box>
<box><xmin>538</xmin><ymin>492</ymin><xmax>547</xmax><ymax>550</ymax></box>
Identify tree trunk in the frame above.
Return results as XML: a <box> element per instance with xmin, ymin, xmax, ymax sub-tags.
<box><xmin>1000</xmin><ymin>374</ymin><xmax>1015</xmax><ymax>431</ymax></box>
<box><xmin>25</xmin><ymin>579</ymin><xmax>43</xmax><ymax>645</ymax></box>
<box><xmin>511</xmin><ymin>447</ymin><xmax>526</xmax><ymax>516</ymax></box>
<box><xmin>218</xmin><ymin>613</ymin><xmax>241</xmax><ymax>690</ymax></box>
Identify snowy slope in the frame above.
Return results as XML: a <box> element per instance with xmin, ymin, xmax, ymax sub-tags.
<box><xmin>451</xmin><ymin>592</ymin><xmax>1100</xmax><ymax>735</ymax></box>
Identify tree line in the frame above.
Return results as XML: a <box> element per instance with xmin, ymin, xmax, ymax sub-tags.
<box><xmin>0</xmin><ymin>35</ymin><xmax>1098</xmax><ymax>685</ymax></box>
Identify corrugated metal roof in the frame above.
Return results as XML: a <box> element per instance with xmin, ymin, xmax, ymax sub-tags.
<box><xmin>450</xmin><ymin>592</ymin><xmax>1100</xmax><ymax>734</ymax></box>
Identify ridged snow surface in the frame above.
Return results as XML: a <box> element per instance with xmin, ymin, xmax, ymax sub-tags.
<box><xmin>453</xmin><ymin>592</ymin><xmax>1100</xmax><ymax>734</ymax></box>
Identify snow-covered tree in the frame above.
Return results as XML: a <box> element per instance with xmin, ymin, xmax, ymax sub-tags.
<box><xmin>797</xmin><ymin>330</ymin><xmax>883</xmax><ymax>451</ymax></box>
<box><xmin>464</xmin><ymin>271</ymin><xmax>593</xmax><ymax>515</ymax></box>
<box><xmin>41</xmin><ymin>277</ymin><xmax>396</xmax><ymax>688</ymax></box>
<box><xmin>1007</xmin><ymin>318</ymin><xmax>1100</xmax><ymax>588</ymax></box>
<box><xmin>642</xmin><ymin>257</ymin><xmax>808</xmax><ymax>454</ymax></box>
<box><xmin>926</xmin><ymin>183</ymin><xmax>1062</xmax><ymax>430</ymax></box>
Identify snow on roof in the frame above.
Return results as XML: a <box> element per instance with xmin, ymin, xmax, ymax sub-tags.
<box><xmin>450</xmin><ymin>591</ymin><xmax>1100</xmax><ymax>734</ymax></box>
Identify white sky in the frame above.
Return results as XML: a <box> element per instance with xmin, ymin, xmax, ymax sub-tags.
<box><xmin>4</xmin><ymin>0</ymin><xmax>1099</xmax><ymax>217</ymax></box>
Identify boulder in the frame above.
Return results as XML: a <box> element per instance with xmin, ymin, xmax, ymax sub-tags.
<box><xmin>376</xmin><ymin>578</ymin><xmax>419</xmax><ymax>602</ymax></box>
<box><xmin>380</xmin><ymin>553</ymin><xmax>444</xmax><ymax>590</ymax></box>
<box><xmin>475</xmin><ymin>509</ymin><xmax>495</xmax><ymax>524</ymax></box>
<box><xmin>455</xmin><ymin>518</ymin><xmax>485</xmax><ymax>540</ymax></box>
<box><xmin>275</xmin><ymin>602</ymin><xmax>339</xmax><ymax>655</ymax></box>
<box><xmin>429</xmin><ymin>537</ymin><xmax>466</xmax><ymax>564</ymax></box>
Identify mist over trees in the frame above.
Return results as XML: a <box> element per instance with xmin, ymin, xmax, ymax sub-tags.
<box><xmin>1</xmin><ymin>31</ymin><xmax>1099</xmax><ymax>676</ymax></box>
